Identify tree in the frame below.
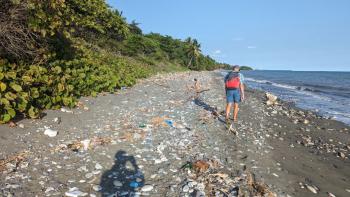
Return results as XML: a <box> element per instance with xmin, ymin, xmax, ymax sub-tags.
<box><xmin>129</xmin><ymin>20</ymin><xmax>142</xmax><ymax>35</ymax></box>
<box><xmin>185</xmin><ymin>37</ymin><xmax>201</xmax><ymax>69</ymax></box>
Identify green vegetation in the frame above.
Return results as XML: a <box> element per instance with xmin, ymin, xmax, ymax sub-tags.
<box><xmin>0</xmin><ymin>0</ymin><xmax>223</xmax><ymax>123</ymax></box>
<box><xmin>223</xmin><ymin>64</ymin><xmax>254</xmax><ymax>71</ymax></box>
<box><xmin>240</xmin><ymin>66</ymin><xmax>254</xmax><ymax>70</ymax></box>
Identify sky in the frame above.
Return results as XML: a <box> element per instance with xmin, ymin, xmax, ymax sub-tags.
<box><xmin>107</xmin><ymin>0</ymin><xmax>350</xmax><ymax>71</ymax></box>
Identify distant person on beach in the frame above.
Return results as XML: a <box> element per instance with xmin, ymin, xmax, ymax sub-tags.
<box><xmin>224</xmin><ymin>65</ymin><xmax>245</xmax><ymax>125</ymax></box>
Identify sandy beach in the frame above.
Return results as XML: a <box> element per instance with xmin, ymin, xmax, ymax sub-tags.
<box><xmin>1</xmin><ymin>71</ymin><xmax>349</xmax><ymax>197</ymax></box>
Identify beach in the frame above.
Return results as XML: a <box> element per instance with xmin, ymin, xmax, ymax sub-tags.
<box><xmin>1</xmin><ymin>71</ymin><xmax>349</xmax><ymax>197</ymax></box>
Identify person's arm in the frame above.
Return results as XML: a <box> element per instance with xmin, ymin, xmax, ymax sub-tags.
<box><xmin>240</xmin><ymin>83</ymin><xmax>245</xmax><ymax>101</ymax></box>
<box><xmin>239</xmin><ymin>73</ymin><xmax>245</xmax><ymax>101</ymax></box>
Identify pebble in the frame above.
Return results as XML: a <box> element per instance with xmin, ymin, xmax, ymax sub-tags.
<box><xmin>113</xmin><ymin>180</ymin><xmax>123</xmax><ymax>187</ymax></box>
<box><xmin>85</xmin><ymin>173</ymin><xmax>93</xmax><ymax>179</ymax></box>
<box><xmin>18</xmin><ymin>123</ymin><xmax>24</xmax><ymax>128</ymax></box>
<box><xmin>182</xmin><ymin>185</ymin><xmax>190</xmax><ymax>192</ymax></box>
<box><xmin>65</xmin><ymin>187</ymin><xmax>88</xmax><ymax>197</ymax></box>
<box><xmin>141</xmin><ymin>185</ymin><xmax>154</xmax><ymax>192</ymax></box>
<box><xmin>92</xmin><ymin>185</ymin><xmax>102</xmax><ymax>192</ymax></box>
<box><xmin>95</xmin><ymin>163</ymin><xmax>103</xmax><ymax>170</ymax></box>
<box><xmin>327</xmin><ymin>192</ymin><xmax>336</xmax><ymax>197</ymax></box>
<box><xmin>305</xmin><ymin>185</ymin><xmax>318</xmax><ymax>194</ymax></box>
<box><xmin>338</xmin><ymin>152</ymin><xmax>346</xmax><ymax>159</ymax></box>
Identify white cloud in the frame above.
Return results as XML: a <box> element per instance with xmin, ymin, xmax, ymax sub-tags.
<box><xmin>247</xmin><ymin>46</ymin><xmax>257</xmax><ymax>49</ymax></box>
<box><xmin>214</xmin><ymin>49</ymin><xmax>222</xmax><ymax>54</ymax></box>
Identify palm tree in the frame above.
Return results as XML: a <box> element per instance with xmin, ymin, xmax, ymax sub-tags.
<box><xmin>185</xmin><ymin>37</ymin><xmax>201</xmax><ymax>68</ymax></box>
<box><xmin>129</xmin><ymin>20</ymin><xmax>142</xmax><ymax>35</ymax></box>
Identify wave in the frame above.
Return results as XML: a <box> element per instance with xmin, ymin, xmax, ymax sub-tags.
<box><xmin>245</xmin><ymin>77</ymin><xmax>350</xmax><ymax>98</ymax></box>
<box><xmin>245</xmin><ymin>77</ymin><xmax>299</xmax><ymax>90</ymax></box>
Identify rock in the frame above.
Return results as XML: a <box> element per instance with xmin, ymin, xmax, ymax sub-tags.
<box><xmin>95</xmin><ymin>163</ymin><xmax>103</xmax><ymax>170</ymax></box>
<box><xmin>303</xmin><ymin>119</ymin><xmax>310</xmax><ymax>124</ymax></box>
<box><xmin>338</xmin><ymin>152</ymin><xmax>346</xmax><ymax>159</ymax></box>
<box><xmin>18</xmin><ymin>123</ymin><xmax>25</xmax><ymax>129</ymax></box>
<box><xmin>65</xmin><ymin>187</ymin><xmax>88</xmax><ymax>197</ymax></box>
<box><xmin>305</xmin><ymin>184</ymin><xmax>318</xmax><ymax>194</ymax></box>
<box><xmin>182</xmin><ymin>185</ymin><xmax>190</xmax><ymax>192</ymax></box>
<box><xmin>92</xmin><ymin>185</ymin><xmax>102</xmax><ymax>192</ymax></box>
<box><xmin>113</xmin><ymin>180</ymin><xmax>123</xmax><ymax>187</ymax></box>
<box><xmin>141</xmin><ymin>185</ymin><xmax>153</xmax><ymax>192</ymax></box>
<box><xmin>85</xmin><ymin>173</ymin><xmax>93</xmax><ymax>179</ymax></box>
<box><xmin>44</xmin><ymin>128</ymin><xmax>58</xmax><ymax>137</ymax></box>
<box><xmin>53</xmin><ymin>117</ymin><xmax>62</xmax><ymax>124</ymax></box>
<box><xmin>327</xmin><ymin>192</ymin><xmax>336</xmax><ymax>197</ymax></box>
<box><xmin>45</xmin><ymin>187</ymin><xmax>55</xmax><ymax>193</ymax></box>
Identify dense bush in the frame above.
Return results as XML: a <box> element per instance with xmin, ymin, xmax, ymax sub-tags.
<box><xmin>0</xmin><ymin>52</ymin><xmax>151</xmax><ymax>123</ymax></box>
<box><xmin>0</xmin><ymin>0</ymin><xmax>224</xmax><ymax>123</ymax></box>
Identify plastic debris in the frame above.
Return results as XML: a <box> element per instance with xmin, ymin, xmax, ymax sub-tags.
<box><xmin>164</xmin><ymin>119</ymin><xmax>175</xmax><ymax>128</ymax></box>
<box><xmin>44</xmin><ymin>128</ymin><xmax>58</xmax><ymax>137</ymax></box>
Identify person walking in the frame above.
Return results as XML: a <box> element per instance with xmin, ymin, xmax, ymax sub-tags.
<box><xmin>224</xmin><ymin>65</ymin><xmax>245</xmax><ymax>128</ymax></box>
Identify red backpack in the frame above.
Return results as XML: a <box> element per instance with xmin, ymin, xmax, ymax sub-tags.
<box><xmin>225</xmin><ymin>72</ymin><xmax>240</xmax><ymax>89</ymax></box>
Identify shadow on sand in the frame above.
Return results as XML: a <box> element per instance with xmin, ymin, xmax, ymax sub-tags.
<box><xmin>194</xmin><ymin>98</ymin><xmax>226</xmax><ymax>123</ymax></box>
<box><xmin>100</xmin><ymin>150</ymin><xmax>144</xmax><ymax>197</ymax></box>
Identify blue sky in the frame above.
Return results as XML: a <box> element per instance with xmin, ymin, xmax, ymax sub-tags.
<box><xmin>107</xmin><ymin>0</ymin><xmax>350</xmax><ymax>71</ymax></box>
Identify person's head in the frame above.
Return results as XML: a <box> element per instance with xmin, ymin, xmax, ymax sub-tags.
<box><xmin>194</xmin><ymin>78</ymin><xmax>197</xmax><ymax>82</ymax></box>
<box><xmin>232</xmin><ymin>65</ymin><xmax>240</xmax><ymax>72</ymax></box>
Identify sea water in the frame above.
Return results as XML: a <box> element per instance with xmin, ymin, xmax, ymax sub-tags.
<box><xmin>222</xmin><ymin>70</ymin><xmax>350</xmax><ymax>125</ymax></box>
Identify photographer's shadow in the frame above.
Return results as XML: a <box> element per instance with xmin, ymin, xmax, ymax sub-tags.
<box><xmin>100</xmin><ymin>150</ymin><xmax>144</xmax><ymax>197</ymax></box>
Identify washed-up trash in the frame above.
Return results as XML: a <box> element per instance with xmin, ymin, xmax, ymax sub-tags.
<box><xmin>229</xmin><ymin>187</ymin><xmax>239</xmax><ymax>197</ymax></box>
<box><xmin>266</xmin><ymin>92</ymin><xmax>278</xmax><ymax>106</ymax></box>
<box><xmin>81</xmin><ymin>139</ymin><xmax>90</xmax><ymax>151</ymax></box>
<box><xmin>139</xmin><ymin>123</ymin><xmax>146</xmax><ymax>128</ymax></box>
<box><xmin>8</xmin><ymin>121</ymin><xmax>16</xmax><ymax>128</ymax></box>
<box><xmin>193</xmin><ymin>160</ymin><xmax>210</xmax><ymax>173</ymax></box>
<box><xmin>130</xmin><ymin>181</ymin><xmax>140</xmax><ymax>188</ymax></box>
<box><xmin>44</xmin><ymin>128</ymin><xmax>58</xmax><ymax>137</ymax></box>
<box><xmin>53</xmin><ymin>137</ymin><xmax>111</xmax><ymax>152</ymax></box>
<box><xmin>0</xmin><ymin>151</ymin><xmax>29</xmax><ymax>172</ymax></box>
<box><xmin>151</xmin><ymin>116</ymin><xmax>169</xmax><ymax>127</ymax></box>
<box><xmin>164</xmin><ymin>119</ymin><xmax>175</xmax><ymax>128</ymax></box>
<box><xmin>61</xmin><ymin>108</ymin><xmax>73</xmax><ymax>113</ymax></box>
<box><xmin>53</xmin><ymin>117</ymin><xmax>62</xmax><ymax>124</ymax></box>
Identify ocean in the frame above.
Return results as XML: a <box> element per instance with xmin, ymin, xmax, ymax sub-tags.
<box><xmin>224</xmin><ymin>70</ymin><xmax>350</xmax><ymax>125</ymax></box>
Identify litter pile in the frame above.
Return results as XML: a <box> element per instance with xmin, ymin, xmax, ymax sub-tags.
<box><xmin>179</xmin><ymin>159</ymin><xmax>276</xmax><ymax>197</ymax></box>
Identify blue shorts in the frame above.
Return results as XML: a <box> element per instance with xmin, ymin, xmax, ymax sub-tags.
<box><xmin>226</xmin><ymin>89</ymin><xmax>241</xmax><ymax>103</ymax></box>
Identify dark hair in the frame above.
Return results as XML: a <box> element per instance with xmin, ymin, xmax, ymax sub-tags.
<box><xmin>232</xmin><ymin>65</ymin><xmax>240</xmax><ymax>71</ymax></box>
<box><xmin>194</xmin><ymin>78</ymin><xmax>197</xmax><ymax>81</ymax></box>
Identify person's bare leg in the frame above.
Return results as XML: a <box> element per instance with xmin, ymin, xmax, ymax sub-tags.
<box><xmin>225</xmin><ymin>103</ymin><xmax>232</xmax><ymax>121</ymax></box>
<box><xmin>233</xmin><ymin>103</ymin><xmax>239</xmax><ymax>122</ymax></box>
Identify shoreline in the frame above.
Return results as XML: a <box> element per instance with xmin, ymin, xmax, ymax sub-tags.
<box><xmin>1</xmin><ymin>71</ymin><xmax>349</xmax><ymax>196</ymax></box>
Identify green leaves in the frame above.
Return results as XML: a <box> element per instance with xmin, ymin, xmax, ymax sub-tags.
<box><xmin>0</xmin><ymin>82</ymin><xmax>6</xmax><ymax>92</ymax></box>
<box><xmin>28</xmin><ymin>106</ymin><xmax>39</xmax><ymax>119</ymax></box>
<box><xmin>10</xmin><ymin>83</ymin><xmax>22</xmax><ymax>92</ymax></box>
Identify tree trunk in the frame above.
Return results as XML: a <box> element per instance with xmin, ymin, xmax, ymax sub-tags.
<box><xmin>187</xmin><ymin>56</ymin><xmax>193</xmax><ymax>68</ymax></box>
